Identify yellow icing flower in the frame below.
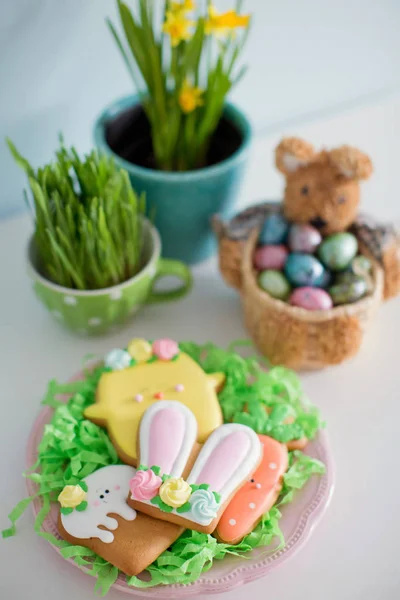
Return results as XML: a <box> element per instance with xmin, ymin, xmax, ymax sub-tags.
<box><xmin>159</xmin><ymin>477</ymin><xmax>192</xmax><ymax>508</ymax></box>
<box><xmin>58</xmin><ymin>485</ymin><xmax>87</xmax><ymax>509</ymax></box>
<box><xmin>179</xmin><ymin>80</ymin><xmax>204</xmax><ymax>114</ymax></box>
<box><xmin>163</xmin><ymin>10</ymin><xmax>194</xmax><ymax>47</ymax></box>
<box><xmin>127</xmin><ymin>338</ymin><xmax>153</xmax><ymax>363</ymax></box>
<box><xmin>170</xmin><ymin>0</ymin><xmax>195</xmax><ymax>14</ymax></box>
<box><xmin>205</xmin><ymin>5</ymin><xmax>250</xmax><ymax>36</ymax></box>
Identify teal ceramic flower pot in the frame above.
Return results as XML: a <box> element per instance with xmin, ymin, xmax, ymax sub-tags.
<box><xmin>93</xmin><ymin>95</ymin><xmax>252</xmax><ymax>264</ymax></box>
<box><xmin>27</xmin><ymin>219</ymin><xmax>192</xmax><ymax>335</ymax></box>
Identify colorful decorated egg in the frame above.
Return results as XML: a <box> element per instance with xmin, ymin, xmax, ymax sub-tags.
<box><xmin>254</xmin><ymin>245</ymin><xmax>288</xmax><ymax>271</ymax></box>
<box><xmin>349</xmin><ymin>255</ymin><xmax>372</xmax><ymax>277</ymax></box>
<box><xmin>258</xmin><ymin>270</ymin><xmax>291</xmax><ymax>300</ymax></box>
<box><xmin>318</xmin><ymin>268</ymin><xmax>332</xmax><ymax>289</ymax></box>
<box><xmin>329</xmin><ymin>276</ymin><xmax>368</xmax><ymax>305</ymax></box>
<box><xmin>284</xmin><ymin>253</ymin><xmax>328</xmax><ymax>288</ymax></box>
<box><xmin>287</xmin><ymin>223</ymin><xmax>322</xmax><ymax>253</ymax></box>
<box><xmin>318</xmin><ymin>233</ymin><xmax>358</xmax><ymax>271</ymax></box>
<box><xmin>290</xmin><ymin>287</ymin><xmax>333</xmax><ymax>311</ymax></box>
<box><xmin>336</xmin><ymin>269</ymin><xmax>373</xmax><ymax>292</ymax></box>
<box><xmin>259</xmin><ymin>213</ymin><xmax>289</xmax><ymax>245</ymax></box>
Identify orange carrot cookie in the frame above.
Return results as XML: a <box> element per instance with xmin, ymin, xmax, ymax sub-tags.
<box><xmin>84</xmin><ymin>338</ymin><xmax>225</xmax><ymax>466</ymax></box>
<box><xmin>128</xmin><ymin>401</ymin><xmax>262</xmax><ymax>534</ymax></box>
<box><xmin>216</xmin><ymin>434</ymin><xmax>288</xmax><ymax>544</ymax></box>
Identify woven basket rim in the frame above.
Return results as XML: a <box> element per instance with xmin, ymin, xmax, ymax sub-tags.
<box><xmin>241</xmin><ymin>229</ymin><xmax>384</xmax><ymax>323</ymax></box>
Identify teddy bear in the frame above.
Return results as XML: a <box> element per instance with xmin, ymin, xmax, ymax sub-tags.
<box><xmin>213</xmin><ymin>137</ymin><xmax>400</xmax><ymax>368</ymax></box>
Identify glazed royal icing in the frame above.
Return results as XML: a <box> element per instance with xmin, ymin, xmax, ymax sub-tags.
<box><xmin>60</xmin><ymin>465</ymin><xmax>137</xmax><ymax>544</ymax></box>
<box><xmin>189</xmin><ymin>489</ymin><xmax>219</xmax><ymax>525</ymax></box>
<box><xmin>127</xmin><ymin>338</ymin><xmax>152</xmax><ymax>363</ymax></box>
<box><xmin>139</xmin><ymin>401</ymin><xmax>198</xmax><ymax>477</ymax></box>
<box><xmin>84</xmin><ymin>351</ymin><xmax>222</xmax><ymax>465</ymax></box>
<box><xmin>159</xmin><ymin>478</ymin><xmax>192</xmax><ymax>508</ymax></box>
<box><xmin>129</xmin><ymin>469</ymin><xmax>162</xmax><ymax>501</ymax></box>
<box><xmin>104</xmin><ymin>349</ymin><xmax>132</xmax><ymax>371</ymax></box>
<box><xmin>216</xmin><ymin>435</ymin><xmax>289</xmax><ymax>543</ymax></box>
<box><xmin>58</xmin><ymin>484</ymin><xmax>86</xmax><ymax>509</ymax></box>
<box><xmin>152</xmin><ymin>338</ymin><xmax>179</xmax><ymax>361</ymax></box>
<box><xmin>131</xmin><ymin>401</ymin><xmax>262</xmax><ymax>527</ymax></box>
<box><xmin>187</xmin><ymin>424</ymin><xmax>262</xmax><ymax>506</ymax></box>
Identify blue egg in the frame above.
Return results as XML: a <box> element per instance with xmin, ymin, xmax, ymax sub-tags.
<box><xmin>284</xmin><ymin>253</ymin><xmax>328</xmax><ymax>288</ymax></box>
<box><xmin>318</xmin><ymin>268</ymin><xmax>332</xmax><ymax>289</ymax></box>
<box><xmin>259</xmin><ymin>213</ymin><xmax>289</xmax><ymax>245</ymax></box>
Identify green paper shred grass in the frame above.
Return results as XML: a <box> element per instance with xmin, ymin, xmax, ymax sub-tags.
<box><xmin>2</xmin><ymin>341</ymin><xmax>325</xmax><ymax>595</ymax></box>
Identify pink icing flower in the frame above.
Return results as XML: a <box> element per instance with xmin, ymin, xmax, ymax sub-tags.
<box><xmin>152</xmin><ymin>338</ymin><xmax>179</xmax><ymax>361</ymax></box>
<box><xmin>129</xmin><ymin>469</ymin><xmax>162</xmax><ymax>501</ymax></box>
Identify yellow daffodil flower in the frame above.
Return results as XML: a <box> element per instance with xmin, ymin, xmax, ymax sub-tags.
<box><xmin>163</xmin><ymin>10</ymin><xmax>194</xmax><ymax>46</ymax></box>
<box><xmin>179</xmin><ymin>80</ymin><xmax>204</xmax><ymax>113</ymax></box>
<box><xmin>170</xmin><ymin>0</ymin><xmax>195</xmax><ymax>14</ymax></box>
<box><xmin>205</xmin><ymin>5</ymin><xmax>250</xmax><ymax>36</ymax></box>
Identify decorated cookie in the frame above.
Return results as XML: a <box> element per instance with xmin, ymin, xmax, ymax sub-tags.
<box><xmin>84</xmin><ymin>339</ymin><xmax>225</xmax><ymax>466</ymax></box>
<box><xmin>57</xmin><ymin>464</ymin><xmax>183</xmax><ymax>576</ymax></box>
<box><xmin>128</xmin><ymin>401</ymin><xmax>262</xmax><ymax>534</ymax></box>
<box><xmin>215</xmin><ymin>435</ymin><xmax>288</xmax><ymax>544</ymax></box>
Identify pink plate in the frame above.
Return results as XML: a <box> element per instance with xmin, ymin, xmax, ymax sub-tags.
<box><xmin>25</xmin><ymin>371</ymin><xmax>334</xmax><ymax>598</ymax></box>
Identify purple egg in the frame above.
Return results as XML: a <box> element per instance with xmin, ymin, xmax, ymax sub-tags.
<box><xmin>254</xmin><ymin>245</ymin><xmax>288</xmax><ymax>271</ymax></box>
<box><xmin>288</xmin><ymin>224</ymin><xmax>322</xmax><ymax>253</ymax></box>
<box><xmin>290</xmin><ymin>287</ymin><xmax>333</xmax><ymax>311</ymax></box>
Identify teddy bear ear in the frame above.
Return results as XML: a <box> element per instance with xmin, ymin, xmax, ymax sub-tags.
<box><xmin>329</xmin><ymin>146</ymin><xmax>373</xmax><ymax>180</ymax></box>
<box><xmin>275</xmin><ymin>137</ymin><xmax>315</xmax><ymax>174</ymax></box>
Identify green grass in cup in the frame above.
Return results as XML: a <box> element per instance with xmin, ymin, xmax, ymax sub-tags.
<box><xmin>7</xmin><ymin>137</ymin><xmax>145</xmax><ymax>290</ymax></box>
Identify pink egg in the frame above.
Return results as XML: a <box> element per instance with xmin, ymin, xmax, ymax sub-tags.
<box><xmin>254</xmin><ymin>245</ymin><xmax>288</xmax><ymax>270</ymax></box>
<box><xmin>290</xmin><ymin>287</ymin><xmax>333</xmax><ymax>311</ymax></box>
<box><xmin>288</xmin><ymin>224</ymin><xmax>322</xmax><ymax>253</ymax></box>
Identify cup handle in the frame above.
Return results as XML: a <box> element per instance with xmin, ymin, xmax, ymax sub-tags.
<box><xmin>146</xmin><ymin>259</ymin><xmax>192</xmax><ymax>303</ymax></box>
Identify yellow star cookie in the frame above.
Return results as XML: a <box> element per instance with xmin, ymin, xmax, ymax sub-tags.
<box><xmin>84</xmin><ymin>352</ymin><xmax>225</xmax><ymax>466</ymax></box>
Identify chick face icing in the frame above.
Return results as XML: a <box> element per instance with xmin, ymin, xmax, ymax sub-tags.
<box><xmin>84</xmin><ymin>339</ymin><xmax>225</xmax><ymax>465</ymax></box>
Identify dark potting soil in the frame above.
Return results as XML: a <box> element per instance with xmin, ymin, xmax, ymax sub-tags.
<box><xmin>105</xmin><ymin>105</ymin><xmax>244</xmax><ymax>170</ymax></box>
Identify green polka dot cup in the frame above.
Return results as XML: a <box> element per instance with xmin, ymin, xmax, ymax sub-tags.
<box><xmin>27</xmin><ymin>219</ymin><xmax>192</xmax><ymax>335</ymax></box>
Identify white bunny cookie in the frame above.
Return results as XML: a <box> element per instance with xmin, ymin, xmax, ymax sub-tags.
<box><xmin>58</xmin><ymin>465</ymin><xmax>137</xmax><ymax>544</ymax></box>
<box><xmin>128</xmin><ymin>401</ymin><xmax>262</xmax><ymax>534</ymax></box>
<box><xmin>57</xmin><ymin>464</ymin><xmax>183</xmax><ymax>576</ymax></box>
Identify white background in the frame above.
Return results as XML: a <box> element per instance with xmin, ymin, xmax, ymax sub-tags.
<box><xmin>1</xmin><ymin>95</ymin><xmax>400</xmax><ymax>599</ymax></box>
<box><xmin>1</xmin><ymin>1</ymin><xmax>400</xmax><ymax>599</ymax></box>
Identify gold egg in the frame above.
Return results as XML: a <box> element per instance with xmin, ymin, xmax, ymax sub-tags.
<box><xmin>127</xmin><ymin>338</ymin><xmax>153</xmax><ymax>363</ymax></box>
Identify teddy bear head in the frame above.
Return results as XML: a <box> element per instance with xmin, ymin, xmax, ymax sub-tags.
<box><xmin>275</xmin><ymin>137</ymin><xmax>373</xmax><ymax>234</ymax></box>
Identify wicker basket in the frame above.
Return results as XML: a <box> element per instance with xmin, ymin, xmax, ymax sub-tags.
<box><xmin>238</xmin><ymin>229</ymin><xmax>384</xmax><ymax>369</ymax></box>
<box><xmin>214</xmin><ymin>200</ymin><xmax>392</xmax><ymax>370</ymax></box>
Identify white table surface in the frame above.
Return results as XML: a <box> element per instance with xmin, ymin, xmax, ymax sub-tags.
<box><xmin>1</xmin><ymin>95</ymin><xmax>400</xmax><ymax>600</ymax></box>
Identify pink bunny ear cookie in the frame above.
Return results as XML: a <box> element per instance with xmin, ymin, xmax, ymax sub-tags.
<box><xmin>215</xmin><ymin>435</ymin><xmax>288</xmax><ymax>545</ymax></box>
<box><xmin>129</xmin><ymin>401</ymin><xmax>262</xmax><ymax>534</ymax></box>
<box><xmin>57</xmin><ymin>465</ymin><xmax>183</xmax><ymax>576</ymax></box>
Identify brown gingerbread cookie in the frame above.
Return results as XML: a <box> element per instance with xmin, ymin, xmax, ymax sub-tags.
<box><xmin>128</xmin><ymin>401</ymin><xmax>262</xmax><ymax>535</ymax></box>
<box><xmin>57</xmin><ymin>465</ymin><xmax>183</xmax><ymax>576</ymax></box>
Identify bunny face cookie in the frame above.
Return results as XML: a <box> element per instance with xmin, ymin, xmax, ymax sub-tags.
<box><xmin>128</xmin><ymin>401</ymin><xmax>262</xmax><ymax>534</ymax></box>
<box><xmin>57</xmin><ymin>464</ymin><xmax>184</xmax><ymax>576</ymax></box>
<box><xmin>216</xmin><ymin>435</ymin><xmax>288</xmax><ymax>544</ymax></box>
<box><xmin>84</xmin><ymin>340</ymin><xmax>225</xmax><ymax>466</ymax></box>
<box><xmin>58</xmin><ymin>465</ymin><xmax>137</xmax><ymax>544</ymax></box>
